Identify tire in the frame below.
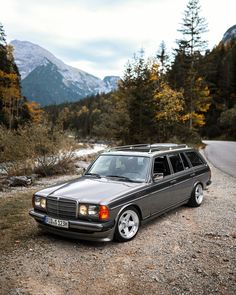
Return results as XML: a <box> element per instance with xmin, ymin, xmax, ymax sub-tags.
<box><xmin>188</xmin><ymin>183</ymin><xmax>204</xmax><ymax>207</ymax></box>
<box><xmin>115</xmin><ymin>207</ymin><xmax>140</xmax><ymax>242</ymax></box>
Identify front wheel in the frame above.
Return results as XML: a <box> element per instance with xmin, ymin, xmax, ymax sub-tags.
<box><xmin>188</xmin><ymin>183</ymin><xmax>204</xmax><ymax>207</ymax></box>
<box><xmin>115</xmin><ymin>207</ymin><xmax>140</xmax><ymax>242</ymax></box>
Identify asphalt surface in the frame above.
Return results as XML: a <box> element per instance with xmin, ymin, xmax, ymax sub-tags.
<box><xmin>203</xmin><ymin>140</ymin><xmax>236</xmax><ymax>177</ymax></box>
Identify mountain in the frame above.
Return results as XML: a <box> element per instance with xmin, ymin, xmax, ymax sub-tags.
<box><xmin>11</xmin><ymin>40</ymin><xmax>120</xmax><ymax>106</ymax></box>
<box><xmin>103</xmin><ymin>76</ymin><xmax>120</xmax><ymax>92</ymax></box>
<box><xmin>222</xmin><ymin>24</ymin><xmax>236</xmax><ymax>44</ymax></box>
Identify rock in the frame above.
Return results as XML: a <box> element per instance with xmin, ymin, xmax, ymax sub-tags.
<box><xmin>8</xmin><ymin>176</ymin><xmax>32</xmax><ymax>187</ymax></box>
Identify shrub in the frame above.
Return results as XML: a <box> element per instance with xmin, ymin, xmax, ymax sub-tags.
<box><xmin>0</xmin><ymin>124</ymin><xmax>76</xmax><ymax>176</ymax></box>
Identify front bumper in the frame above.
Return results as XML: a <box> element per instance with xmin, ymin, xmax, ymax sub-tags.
<box><xmin>29</xmin><ymin>209</ymin><xmax>115</xmax><ymax>242</ymax></box>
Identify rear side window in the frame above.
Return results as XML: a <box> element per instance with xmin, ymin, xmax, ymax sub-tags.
<box><xmin>169</xmin><ymin>154</ymin><xmax>184</xmax><ymax>173</ymax></box>
<box><xmin>185</xmin><ymin>151</ymin><xmax>204</xmax><ymax>167</ymax></box>
<box><xmin>180</xmin><ymin>152</ymin><xmax>190</xmax><ymax>169</ymax></box>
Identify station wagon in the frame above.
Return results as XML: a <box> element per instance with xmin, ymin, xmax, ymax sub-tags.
<box><xmin>29</xmin><ymin>143</ymin><xmax>211</xmax><ymax>242</ymax></box>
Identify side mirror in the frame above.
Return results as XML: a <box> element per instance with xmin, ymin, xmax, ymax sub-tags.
<box><xmin>153</xmin><ymin>173</ymin><xmax>164</xmax><ymax>182</ymax></box>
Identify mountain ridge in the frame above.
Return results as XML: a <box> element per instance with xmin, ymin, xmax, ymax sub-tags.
<box><xmin>222</xmin><ymin>24</ymin><xmax>236</xmax><ymax>44</ymax></box>
<box><xmin>11</xmin><ymin>40</ymin><xmax>120</xmax><ymax>106</ymax></box>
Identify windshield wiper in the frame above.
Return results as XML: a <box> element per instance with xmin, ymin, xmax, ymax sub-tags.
<box><xmin>105</xmin><ymin>175</ymin><xmax>137</xmax><ymax>182</ymax></box>
<box><xmin>85</xmin><ymin>173</ymin><xmax>101</xmax><ymax>178</ymax></box>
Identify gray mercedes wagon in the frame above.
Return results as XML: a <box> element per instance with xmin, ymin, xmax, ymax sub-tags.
<box><xmin>29</xmin><ymin>144</ymin><xmax>211</xmax><ymax>242</ymax></box>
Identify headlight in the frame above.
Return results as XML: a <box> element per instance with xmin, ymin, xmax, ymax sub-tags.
<box><xmin>79</xmin><ymin>204</ymin><xmax>109</xmax><ymax>220</ymax></box>
<box><xmin>33</xmin><ymin>195</ymin><xmax>46</xmax><ymax>210</ymax></box>
<box><xmin>79</xmin><ymin>204</ymin><xmax>88</xmax><ymax>216</ymax></box>
<box><xmin>40</xmin><ymin>198</ymin><xmax>46</xmax><ymax>209</ymax></box>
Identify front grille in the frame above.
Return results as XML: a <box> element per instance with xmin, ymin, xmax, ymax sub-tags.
<box><xmin>47</xmin><ymin>197</ymin><xmax>77</xmax><ymax>220</ymax></box>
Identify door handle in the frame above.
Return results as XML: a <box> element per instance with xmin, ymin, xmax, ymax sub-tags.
<box><xmin>170</xmin><ymin>179</ymin><xmax>177</xmax><ymax>184</ymax></box>
<box><xmin>190</xmin><ymin>173</ymin><xmax>196</xmax><ymax>177</ymax></box>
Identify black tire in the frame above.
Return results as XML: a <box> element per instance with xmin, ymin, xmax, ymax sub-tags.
<box><xmin>188</xmin><ymin>183</ymin><xmax>204</xmax><ymax>207</ymax></box>
<box><xmin>114</xmin><ymin>207</ymin><xmax>140</xmax><ymax>242</ymax></box>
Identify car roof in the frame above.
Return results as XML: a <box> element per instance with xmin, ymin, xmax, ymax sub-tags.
<box><xmin>101</xmin><ymin>143</ymin><xmax>194</xmax><ymax>158</ymax></box>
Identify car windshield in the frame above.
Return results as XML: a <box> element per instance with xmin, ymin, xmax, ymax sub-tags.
<box><xmin>86</xmin><ymin>155</ymin><xmax>150</xmax><ymax>182</ymax></box>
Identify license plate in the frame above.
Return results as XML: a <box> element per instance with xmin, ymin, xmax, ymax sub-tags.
<box><xmin>45</xmin><ymin>217</ymin><xmax>69</xmax><ymax>228</ymax></box>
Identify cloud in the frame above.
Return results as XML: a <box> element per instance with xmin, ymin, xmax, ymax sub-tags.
<box><xmin>58</xmin><ymin>39</ymin><xmax>137</xmax><ymax>78</ymax></box>
<box><xmin>1</xmin><ymin>0</ymin><xmax>236</xmax><ymax>78</ymax></box>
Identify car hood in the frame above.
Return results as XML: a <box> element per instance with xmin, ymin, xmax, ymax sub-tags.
<box><xmin>35</xmin><ymin>176</ymin><xmax>146</xmax><ymax>204</ymax></box>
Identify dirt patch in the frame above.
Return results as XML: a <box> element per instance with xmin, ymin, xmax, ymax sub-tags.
<box><xmin>0</xmin><ymin>164</ymin><xmax>235</xmax><ymax>295</ymax></box>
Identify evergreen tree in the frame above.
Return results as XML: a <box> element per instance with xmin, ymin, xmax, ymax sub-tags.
<box><xmin>0</xmin><ymin>22</ymin><xmax>6</xmax><ymax>45</ymax></box>
<box><xmin>0</xmin><ymin>23</ymin><xmax>40</xmax><ymax>129</ymax></box>
<box><xmin>177</xmin><ymin>0</ymin><xmax>208</xmax><ymax>55</ymax></box>
<box><xmin>118</xmin><ymin>50</ymin><xmax>159</xmax><ymax>143</ymax></box>
<box><xmin>169</xmin><ymin>0</ymin><xmax>210</xmax><ymax>129</ymax></box>
<box><xmin>156</xmin><ymin>41</ymin><xmax>170</xmax><ymax>78</ymax></box>
<box><xmin>200</xmin><ymin>40</ymin><xmax>236</xmax><ymax>138</ymax></box>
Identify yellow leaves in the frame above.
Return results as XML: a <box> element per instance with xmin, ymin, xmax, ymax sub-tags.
<box><xmin>181</xmin><ymin>112</ymin><xmax>205</xmax><ymax>126</ymax></box>
<box><xmin>192</xmin><ymin>113</ymin><xmax>205</xmax><ymax>127</ymax></box>
<box><xmin>78</xmin><ymin>106</ymin><xmax>89</xmax><ymax>116</ymax></box>
<box><xmin>182</xmin><ymin>74</ymin><xmax>212</xmax><ymax>128</ymax></box>
<box><xmin>0</xmin><ymin>69</ymin><xmax>21</xmax><ymax>128</ymax></box>
<box><xmin>193</xmin><ymin>77</ymin><xmax>211</xmax><ymax>113</ymax></box>
<box><xmin>154</xmin><ymin>83</ymin><xmax>184</xmax><ymax>122</ymax></box>
<box><xmin>181</xmin><ymin>113</ymin><xmax>191</xmax><ymax>122</ymax></box>
<box><xmin>149</xmin><ymin>63</ymin><xmax>159</xmax><ymax>82</ymax></box>
<box><xmin>25</xmin><ymin>101</ymin><xmax>44</xmax><ymax>124</ymax></box>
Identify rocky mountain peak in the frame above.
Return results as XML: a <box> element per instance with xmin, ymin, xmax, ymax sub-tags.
<box><xmin>222</xmin><ymin>24</ymin><xmax>236</xmax><ymax>44</ymax></box>
<box><xmin>10</xmin><ymin>40</ymin><xmax>120</xmax><ymax>106</ymax></box>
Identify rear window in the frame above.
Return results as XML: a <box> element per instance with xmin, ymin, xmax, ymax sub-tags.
<box><xmin>185</xmin><ymin>151</ymin><xmax>204</xmax><ymax>167</ymax></box>
<box><xmin>180</xmin><ymin>152</ymin><xmax>190</xmax><ymax>169</ymax></box>
<box><xmin>169</xmin><ymin>154</ymin><xmax>184</xmax><ymax>173</ymax></box>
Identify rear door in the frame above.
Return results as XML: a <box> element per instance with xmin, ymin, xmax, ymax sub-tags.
<box><xmin>166</xmin><ymin>152</ymin><xmax>195</xmax><ymax>205</ymax></box>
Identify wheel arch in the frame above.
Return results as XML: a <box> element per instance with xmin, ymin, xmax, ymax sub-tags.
<box><xmin>193</xmin><ymin>180</ymin><xmax>203</xmax><ymax>190</ymax></box>
<box><xmin>115</xmin><ymin>203</ymin><xmax>143</xmax><ymax>223</ymax></box>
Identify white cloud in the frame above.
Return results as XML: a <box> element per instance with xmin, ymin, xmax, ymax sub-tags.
<box><xmin>1</xmin><ymin>0</ymin><xmax>236</xmax><ymax>77</ymax></box>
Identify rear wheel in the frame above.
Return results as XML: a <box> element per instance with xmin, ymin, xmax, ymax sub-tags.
<box><xmin>188</xmin><ymin>183</ymin><xmax>204</xmax><ymax>207</ymax></box>
<box><xmin>115</xmin><ymin>207</ymin><xmax>140</xmax><ymax>242</ymax></box>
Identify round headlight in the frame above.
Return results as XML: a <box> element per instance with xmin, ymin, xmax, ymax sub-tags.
<box><xmin>40</xmin><ymin>198</ymin><xmax>46</xmax><ymax>209</ymax></box>
<box><xmin>79</xmin><ymin>205</ymin><xmax>88</xmax><ymax>215</ymax></box>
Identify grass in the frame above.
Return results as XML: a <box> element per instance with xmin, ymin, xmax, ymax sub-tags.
<box><xmin>0</xmin><ymin>190</ymin><xmax>37</xmax><ymax>252</ymax></box>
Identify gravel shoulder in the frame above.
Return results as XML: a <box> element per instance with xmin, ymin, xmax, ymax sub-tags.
<box><xmin>0</xmin><ymin>163</ymin><xmax>236</xmax><ymax>295</ymax></box>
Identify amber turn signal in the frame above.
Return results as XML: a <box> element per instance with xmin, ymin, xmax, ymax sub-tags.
<box><xmin>99</xmin><ymin>205</ymin><xmax>109</xmax><ymax>220</ymax></box>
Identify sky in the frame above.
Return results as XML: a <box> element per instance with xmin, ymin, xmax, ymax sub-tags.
<box><xmin>0</xmin><ymin>0</ymin><xmax>235</xmax><ymax>79</ymax></box>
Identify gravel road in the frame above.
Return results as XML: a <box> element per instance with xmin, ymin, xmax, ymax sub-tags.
<box><xmin>0</xmin><ymin>162</ymin><xmax>236</xmax><ymax>295</ymax></box>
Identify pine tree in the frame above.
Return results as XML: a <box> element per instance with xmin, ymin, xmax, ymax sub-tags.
<box><xmin>118</xmin><ymin>50</ymin><xmax>159</xmax><ymax>143</ymax></box>
<box><xmin>156</xmin><ymin>41</ymin><xmax>170</xmax><ymax>78</ymax></box>
<box><xmin>177</xmin><ymin>0</ymin><xmax>208</xmax><ymax>55</ymax></box>
<box><xmin>0</xmin><ymin>23</ymin><xmax>41</xmax><ymax>129</ymax></box>
<box><xmin>169</xmin><ymin>0</ymin><xmax>210</xmax><ymax>129</ymax></box>
<box><xmin>0</xmin><ymin>23</ymin><xmax>6</xmax><ymax>46</ymax></box>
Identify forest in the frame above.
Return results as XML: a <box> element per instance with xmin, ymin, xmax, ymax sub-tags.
<box><xmin>0</xmin><ymin>0</ymin><xmax>236</xmax><ymax>176</ymax></box>
<box><xmin>45</xmin><ymin>1</ymin><xmax>236</xmax><ymax>143</ymax></box>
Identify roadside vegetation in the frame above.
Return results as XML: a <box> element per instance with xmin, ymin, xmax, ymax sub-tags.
<box><xmin>0</xmin><ymin>124</ymin><xmax>77</xmax><ymax>176</ymax></box>
<box><xmin>0</xmin><ymin>190</ymin><xmax>35</xmax><ymax>251</ymax></box>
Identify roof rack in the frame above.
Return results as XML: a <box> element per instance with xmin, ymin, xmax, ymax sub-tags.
<box><xmin>109</xmin><ymin>143</ymin><xmax>188</xmax><ymax>153</ymax></box>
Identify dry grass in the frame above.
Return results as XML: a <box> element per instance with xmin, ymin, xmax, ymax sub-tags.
<box><xmin>0</xmin><ymin>190</ymin><xmax>37</xmax><ymax>252</ymax></box>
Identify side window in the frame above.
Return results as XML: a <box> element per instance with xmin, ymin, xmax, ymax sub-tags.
<box><xmin>169</xmin><ymin>154</ymin><xmax>184</xmax><ymax>173</ymax></box>
<box><xmin>180</xmin><ymin>152</ymin><xmax>190</xmax><ymax>169</ymax></box>
<box><xmin>153</xmin><ymin>156</ymin><xmax>171</xmax><ymax>176</ymax></box>
<box><xmin>185</xmin><ymin>151</ymin><xmax>204</xmax><ymax>167</ymax></box>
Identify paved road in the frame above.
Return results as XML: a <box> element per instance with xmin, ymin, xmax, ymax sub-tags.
<box><xmin>203</xmin><ymin>140</ymin><xmax>236</xmax><ymax>177</ymax></box>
